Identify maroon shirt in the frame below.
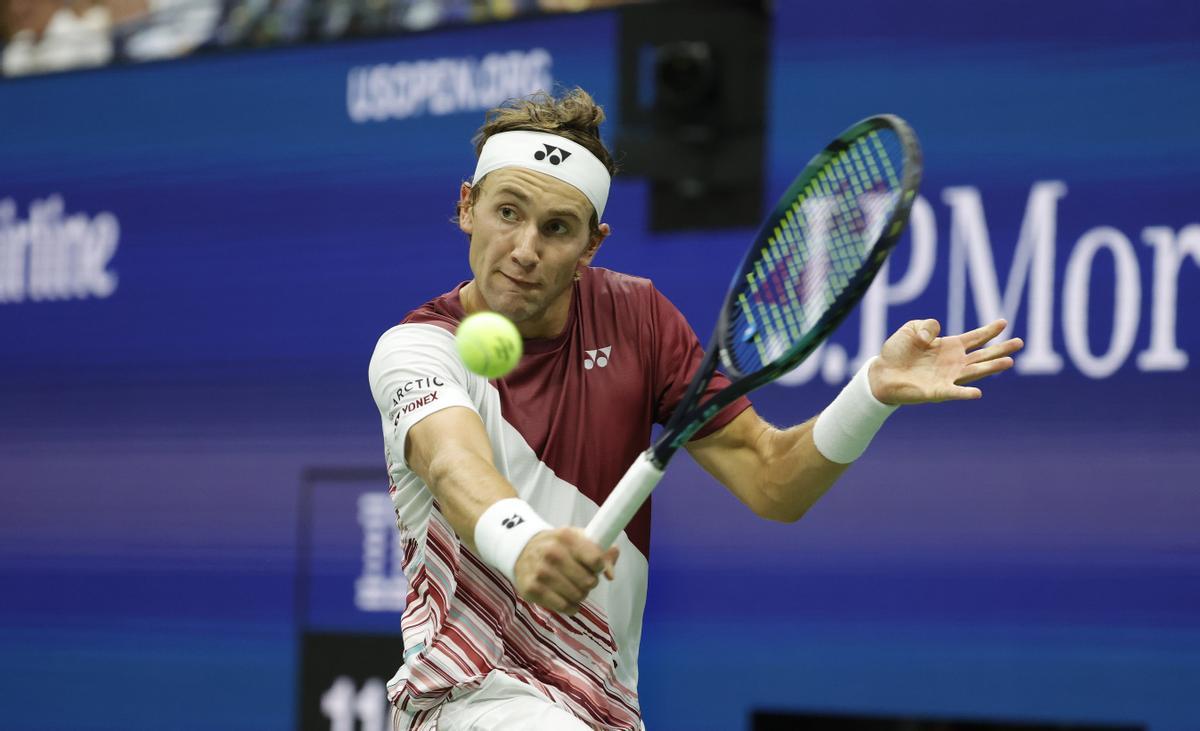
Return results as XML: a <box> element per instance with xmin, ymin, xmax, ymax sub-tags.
<box><xmin>400</xmin><ymin>265</ymin><xmax>752</xmax><ymax>559</ymax></box>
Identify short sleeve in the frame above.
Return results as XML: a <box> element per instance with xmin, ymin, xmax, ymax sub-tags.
<box><xmin>650</xmin><ymin>287</ymin><xmax>751</xmax><ymax>440</ymax></box>
<box><xmin>368</xmin><ymin>323</ymin><xmax>480</xmax><ymax>471</ymax></box>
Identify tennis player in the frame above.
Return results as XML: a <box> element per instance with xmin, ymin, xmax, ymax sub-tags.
<box><xmin>369</xmin><ymin>88</ymin><xmax>1023</xmax><ymax>730</ymax></box>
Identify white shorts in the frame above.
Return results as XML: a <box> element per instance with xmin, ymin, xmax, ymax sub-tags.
<box><xmin>389</xmin><ymin>671</ymin><xmax>644</xmax><ymax>731</ymax></box>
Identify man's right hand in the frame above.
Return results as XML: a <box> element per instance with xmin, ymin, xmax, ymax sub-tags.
<box><xmin>514</xmin><ymin>527</ymin><xmax>619</xmax><ymax>615</ymax></box>
<box><xmin>402</xmin><ymin>407</ymin><xmax>618</xmax><ymax>615</ymax></box>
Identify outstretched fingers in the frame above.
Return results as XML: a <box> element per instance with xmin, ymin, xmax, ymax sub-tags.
<box><xmin>965</xmin><ymin>337</ymin><xmax>1024</xmax><ymax>365</ymax></box>
<box><xmin>942</xmin><ymin>384</ymin><xmax>983</xmax><ymax>400</ymax></box>
<box><xmin>957</xmin><ymin>319</ymin><xmax>1008</xmax><ymax>350</ymax></box>
<box><xmin>956</xmin><ymin>356</ymin><xmax>1016</xmax><ymax>385</ymax></box>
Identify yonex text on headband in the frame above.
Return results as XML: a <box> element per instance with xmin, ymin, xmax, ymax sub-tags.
<box><xmin>472</xmin><ymin>130</ymin><xmax>611</xmax><ymax>220</ymax></box>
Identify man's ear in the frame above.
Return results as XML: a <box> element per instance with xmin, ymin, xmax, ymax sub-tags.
<box><xmin>580</xmin><ymin>222</ymin><xmax>611</xmax><ymax>266</ymax></box>
<box><xmin>458</xmin><ymin>182</ymin><xmax>473</xmax><ymax>234</ymax></box>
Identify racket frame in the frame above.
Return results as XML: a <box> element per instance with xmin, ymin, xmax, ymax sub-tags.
<box><xmin>584</xmin><ymin>114</ymin><xmax>922</xmax><ymax>548</ymax></box>
<box><xmin>652</xmin><ymin>114</ymin><xmax>922</xmax><ymax>465</ymax></box>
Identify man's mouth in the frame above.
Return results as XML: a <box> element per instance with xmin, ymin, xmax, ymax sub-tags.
<box><xmin>500</xmin><ymin>272</ymin><xmax>539</xmax><ymax>289</ymax></box>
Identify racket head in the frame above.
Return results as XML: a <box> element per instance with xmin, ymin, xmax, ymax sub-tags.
<box><xmin>716</xmin><ymin>114</ymin><xmax>923</xmax><ymax>386</ymax></box>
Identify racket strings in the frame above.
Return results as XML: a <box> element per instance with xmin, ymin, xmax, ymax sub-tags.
<box><xmin>728</xmin><ymin>128</ymin><xmax>907</xmax><ymax>375</ymax></box>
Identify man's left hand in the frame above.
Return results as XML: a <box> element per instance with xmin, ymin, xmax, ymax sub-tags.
<box><xmin>869</xmin><ymin>318</ymin><xmax>1024</xmax><ymax>405</ymax></box>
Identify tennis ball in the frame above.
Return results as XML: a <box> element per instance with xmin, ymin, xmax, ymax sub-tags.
<box><xmin>456</xmin><ymin>312</ymin><xmax>523</xmax><ymax>378</ymax></box>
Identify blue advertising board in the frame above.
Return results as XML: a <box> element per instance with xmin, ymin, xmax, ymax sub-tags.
<box><xmin>1</xmin><ymin>3</ymin><xmax>1198</xmax><ymax>730</ymax></box>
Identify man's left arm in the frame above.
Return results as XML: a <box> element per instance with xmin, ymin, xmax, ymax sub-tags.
<box><xmin>686</xmin><ymin>408</ymin><xmax>844</xmax><ymax>523</ymax></box>
<box><xmin>686</xmin><ymin>318</ymin><xmax>1024</xmax><ymax>522</ymax></box>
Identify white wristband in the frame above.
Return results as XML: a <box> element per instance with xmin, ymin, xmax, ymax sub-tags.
<box><xmin>812</xmin><ymin>357</ymin><xmax>899</xmax><ymax>464</ymax></box>
<box><xmin>474</xmin><ymin>498</ymin><xmax>553</xmax><ymax>584</ymax></box>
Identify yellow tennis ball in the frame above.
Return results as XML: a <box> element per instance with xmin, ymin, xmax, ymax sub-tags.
<box><xmin>456</xmin><ymin>312</ymin><xmax>523</xmax><ymax>379</ymax></box>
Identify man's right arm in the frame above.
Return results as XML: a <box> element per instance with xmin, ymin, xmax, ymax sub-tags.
<box><xmin>405</xmin><ymin>405</ymin><xmax>618</xmax><ymax>615</ymax></box>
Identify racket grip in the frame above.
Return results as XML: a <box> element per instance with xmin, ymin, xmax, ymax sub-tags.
<box><xmin>584</xmin><ymin>450</ymin><xmax>664</xmax><ymax>549</ymax></box>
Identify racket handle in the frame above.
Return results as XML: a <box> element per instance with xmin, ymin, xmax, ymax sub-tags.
<box><xmin>584</xmin><ymin>450</ymin><xmax>665</xmax><ymax>549</ymax></box>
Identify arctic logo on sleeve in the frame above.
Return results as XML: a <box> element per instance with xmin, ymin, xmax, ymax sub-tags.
<box><xmin>391</xmin><ymin>376</ymin><xmax>445</xmax><ymax>406</ymax></box>
<box><xmin>401</xmin><ymin>392</ymin><xmax>439</xmax><ymax>414</ymax></box>
<box><xmin>390</xmin><ymin>376</ymin><xmax>447</xmax><ymax>424</ymax></box>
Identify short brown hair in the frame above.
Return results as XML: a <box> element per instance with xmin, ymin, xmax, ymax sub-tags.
<box><xmin>456</xmin><ymin>88</ymin><xmax>615</xmax><ymax>237</ymax></box>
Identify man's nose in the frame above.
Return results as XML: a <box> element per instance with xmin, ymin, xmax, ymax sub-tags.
<box><xmin>510</xmin><ymin>224</ymin><xmax>539</xmax><ymax>268</ymax></box>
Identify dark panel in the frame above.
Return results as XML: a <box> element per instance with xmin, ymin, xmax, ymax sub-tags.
<box><xmin>616</xmin><ymin>0</ymin><xmax>770</xmax><ymax>230</ymax></box>
<box><xmin>752</xmin><ymin>710</ymin><xmax>1144</xmax><ymax>731</ymax></box>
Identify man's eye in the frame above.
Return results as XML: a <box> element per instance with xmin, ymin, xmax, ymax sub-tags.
<box><xmin>549</xmin><ymin>222</ymin><xmax>569</xmax><ymax>235</ymax></box>
<box><xmin>499</xmin><ymin>206</ymin><xmax>517</xmax><ymax>220</ymax></box>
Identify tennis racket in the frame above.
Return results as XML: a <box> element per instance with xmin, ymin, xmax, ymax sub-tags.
<box><xmin>584</xmin><ymin>114</ymin><xmax>923</xmax><ymax>549</ymax></box>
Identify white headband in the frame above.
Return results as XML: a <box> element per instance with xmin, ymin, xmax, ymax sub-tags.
<box><xmin>472</xmin><ymin>130</ymin><xmax>611</xmax><ymax>220</ymax></box>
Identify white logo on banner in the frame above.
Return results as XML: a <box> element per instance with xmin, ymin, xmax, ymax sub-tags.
<box><xmin>0</xmin><ymin>195</ymin><xmax>119</xmax><ymax>304</ymax></box>
<box><xmin>346</xmin><ymin>48</ymin><xmax>553</xmax><ymax>123</ymax></box>
<box><xmin>354</xmin><ymin>493</ymin><xmax>407</xmax><ymax>612</ymax></box>
<box><xmin>776</xmin><ymin>180</ymin><xmax>1200</xmax><ymax>385</ymax></box>
<box><xmin>321</xmin><ymin>676</ymin><xmax>387</xmax><ymax>731</ymax></box>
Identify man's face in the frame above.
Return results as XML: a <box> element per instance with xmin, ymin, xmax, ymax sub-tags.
<box><xmin>459</xmin><ymin>167</ymin><xmax>607</xmax><ymax>336</ymax></box>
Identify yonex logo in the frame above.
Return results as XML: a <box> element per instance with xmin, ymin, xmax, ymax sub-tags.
<box><xmin>534</xmin><ymin>144</ymin><xmax>571</xmax><ymax>165</ymax></box>
<box><xmin>502</xmin><ymin>514</ymin><xmax>525</xmax><ymax>529</ymax></box>
<box><xmin>583</xmin><ymin>346</ymin><xmax>611</xmax><ymax>370</ymax></box>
